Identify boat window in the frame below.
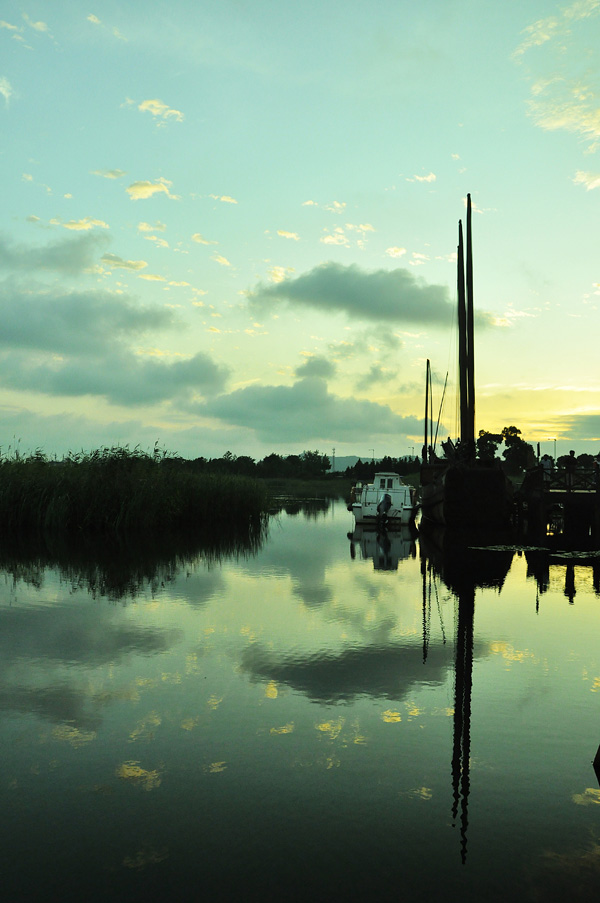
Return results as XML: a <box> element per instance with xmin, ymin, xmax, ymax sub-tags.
<box><xmin>379</xmin><ymin>479</ymin><xmax>385</xmax><ymax>489</ymax></box>
<box><xmin>387</xmin><ymin>479</ymin><xmax>393</xmax><ymax>489</ymax></box>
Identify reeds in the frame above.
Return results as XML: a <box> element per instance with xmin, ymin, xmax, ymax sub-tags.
<box><xmin>0</xmin><ymin>445</ymin><xmax>268</xmax><ymax>538</ymax></box>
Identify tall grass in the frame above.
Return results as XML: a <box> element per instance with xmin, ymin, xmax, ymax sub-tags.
<box><xmin>0</xmin><ymin>445</ymin><xmax>268</xmax><ymax>537</ymax></box>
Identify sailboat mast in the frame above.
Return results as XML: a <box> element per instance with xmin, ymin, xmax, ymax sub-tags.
<box><xmin>423</xmin><ymin>358</ymin><xmax>430</xmax><ymax>464</ymax></box>
<box><xmin>457</xmin><ymin>221</ymin><xmax>469</xmax><ymax>446</ymax></box>
<box><xmin>466</xmin><ymin>194</ymin><xmax>475</xmax><ymax>453</ymax></box>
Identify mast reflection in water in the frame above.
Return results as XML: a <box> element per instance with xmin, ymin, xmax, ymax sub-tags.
<box><xmin>420</xmin><ymin>524</ymin><xmax>514</xmax><ymax>864</ymax></box>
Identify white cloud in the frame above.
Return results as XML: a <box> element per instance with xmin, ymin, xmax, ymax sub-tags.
<box><xmin>212</xmin><ymin>254</ymin><xmax>231</xmax><ymax>267</ymax></box>
<box><xmin>515</xmin><ymin>1</ymin><xmax>600</xmax><ymax>148</ymax></box>
<box><xmin>320</xmin><ymin>228</ymin><xmax>349</xmax><ymax>247</ymax></box>
<box><xmin>138</xmin><ymin>98</ymin><xmax>184</xmax><ymax>123</ymax></box>
<box><xmin>386</xmin><ymin>247</ymin><xmax>407</xmax><ymax>258</ymax></box>
<box><xmin>277</xmin><ymin>230</ymin><xmax>300</xmax><ymax>241</ymax></box>
<box><xmin>268</xmin><ymin>265</ymin><xmax>294</xmax><ymax>283</ymax></box>
<box><xmin>50</xmin><ymin>217</ymin><xmax>109</xmax><ymax>231</ymax></box>
<box><xmin>192</xmin><ymin>233</ymin><xmax>217</xmax><ymax>245</ymax></box>
<box><xmin>91</xmin><ymin>168</ymin><xmax>127</xmax><ymax>179</ymax></box>
<box><xmin>126</xmin><ymin>179</ymin><xmax>179</xmax><ymax>201</ymax></box>
<box><xmin>23</xmin><ymin>14</ymin><xmax>49</xmax><ymax>33</ymax></box>
<box><xmin>210</xmin><ymin>194</ymin><xmax>238</xmax><ymax>204</ymax></box>
<box><xmin>138</xmin><ymin>221</ymin><xmax>166</xmax><ymax>233</ymax></box>
<box><xmin>408</xmin><ymin>172</ymin><xmax>436</xmax><ymax>183</ymax></box>
<box><xmin>573</xmin><ymin>170</ymin><xmax>600</xmax><ymax>190</ymax></box>
<box><xmin>324</xmin><ymin>201</ymin><xmax>346</xmax><ymax>213</ymax></box>
<box><xmin>101</xmin><ymin>253</ymin><xmax>147</xmax><ymax>271</ymax></box>
<box><xmin>0</xmin><ymin>77</ymin><xmax>12</xmax><ymax>106</ymax></box>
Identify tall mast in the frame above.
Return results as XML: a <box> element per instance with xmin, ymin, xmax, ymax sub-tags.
<box><xmin>466</xmin><ymin>193</ymin><xmax>475</xmax><ymax>453</ymax></box>
<box><xmin>457</xmin><ymin>221</ymin><xmax>469</xmax><ymax>445</ymax></box>
<box><xmin>423</xmin><ymin>358</ymin><xmax>430</xmax><ymax>464</ymax></box>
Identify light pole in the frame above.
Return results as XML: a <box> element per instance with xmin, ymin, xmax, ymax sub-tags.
<box><xmin>369</xmin><ymin>448</ymin><xmax>374</xmax><ymax>462</ymax></box>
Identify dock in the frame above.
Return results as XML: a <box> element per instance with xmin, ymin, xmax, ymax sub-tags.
<box><xmin>515</xmin><ymin>465</ymin><xmax>600</xmax><ymax>534</ymax></box>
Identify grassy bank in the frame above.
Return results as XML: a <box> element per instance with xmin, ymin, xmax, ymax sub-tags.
<box><xmin>0</xmin><ymin>447</ymin><xmax>268</xmax><ymax>537</ymax></box>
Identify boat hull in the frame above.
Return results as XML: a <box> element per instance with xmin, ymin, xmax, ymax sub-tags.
<box><xmin>351</xmin><ymin>505</ymin><xmax>414</xmax><ymax>526</ymax></box>
<box><xmin>420</xmin><ymin>462</ymin><xmax>513</xmax><ymax>529</ymax></box>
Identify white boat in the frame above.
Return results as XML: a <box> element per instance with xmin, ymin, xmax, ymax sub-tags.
<box><xmin>348</xmin><ymin>472</ymin><xmax>416</xmax><ymax>526</ymax></box>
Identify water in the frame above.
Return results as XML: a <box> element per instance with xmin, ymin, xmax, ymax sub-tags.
<box><xmin>2</xmin><ymin>500</ymin><xmax>600</xmax><ymax>901</ymax></box>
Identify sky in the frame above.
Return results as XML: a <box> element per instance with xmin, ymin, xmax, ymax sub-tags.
<box><xmin>2</xmin><ymin>0</ymin><xmax>600</xmax><ymax>463</ymax></box>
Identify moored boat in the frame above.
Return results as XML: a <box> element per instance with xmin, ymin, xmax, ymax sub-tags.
<box><xmin>348</xmin><ymin>471</ymin><xmax>416</xmax><ymax>527</ymax></box>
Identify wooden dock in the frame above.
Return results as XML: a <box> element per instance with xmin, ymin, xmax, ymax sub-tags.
<box><xmin>515</xmin><ymin>465</ymin><xmax>600</xmax><ymax>533</ymax></box>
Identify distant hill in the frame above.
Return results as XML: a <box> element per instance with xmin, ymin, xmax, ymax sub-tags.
<box><xmin>331</xmin><ymin>455</ymin><xmax>360</xmax><ymax>473</ymax></box>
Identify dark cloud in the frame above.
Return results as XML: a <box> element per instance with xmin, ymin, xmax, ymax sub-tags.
<box><xmin>250</xmin><ymin>261</ymin><xmax>458</xmax><ymax>325</ymax></box>
<box><xmin>295</xmin><ymin>355</ymin><xmax>336</xmax><ymax>379</ymax></box>
<box><xmin>0</xmin><ymin>280</ymin><xmax>176</xmax><ymax>355</ymax></box>
<box><xmin>555</xmin><ymin>414</ymin><xmax>600</xmax><ymax>443</ymax></box>
<box><xmin>250</xmin><ymin>261</ymin><xmax>496</xmax><ymax>328</ymax></box>
<box><xmin>0</xmin><ymin>349</ymin><xmax>229</xmax><ymax>405</ymax></box>
<box><xmin>355</xmin><ymin>364</ymin><xmax>395</xmax><ymax>392</ymax></box>
<box><xmin>202</xmin><ymin>376</ymin><xmax>422</xmax><ymax>443</ymax></box>
<box><xmin>0</xmin><ymin>231</ymin><xmax>110</xmax><ymax>275</ymax></box>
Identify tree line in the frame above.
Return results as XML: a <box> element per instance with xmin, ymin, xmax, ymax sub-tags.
<box><xmin>477</xmin><ymin>426</ymin><xmax>598</xmax><ymax>473</ymax></box>
<box><xmin>184</xmin><ymin>449</ymin><xmax>332</xmax><ymax>479</ymax></box>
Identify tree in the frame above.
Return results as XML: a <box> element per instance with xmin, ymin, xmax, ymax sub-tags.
<box><xmin>501</xmin><ymin>426</ymin><xmax>535</xmax><ymax>473</ymax></box>
<box><xmin>476</xmin><ymin>430</ymin><xmax>502</xmax><ymax>462</ymax></box>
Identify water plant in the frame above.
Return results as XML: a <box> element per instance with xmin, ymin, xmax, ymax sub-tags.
<box><xmin>0</xmin><ymin>445</ymin><xmax>268</xmax><ymax>538</ymax></box>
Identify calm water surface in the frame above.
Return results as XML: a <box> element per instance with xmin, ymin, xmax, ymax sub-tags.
<box><xmin>2</xmin><ymin>499</ymin><xmax>600</xmax><ymax>901</ymax></box>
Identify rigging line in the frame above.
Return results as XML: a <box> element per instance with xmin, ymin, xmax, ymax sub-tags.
<box><xmin>433</xmin><ymin>572</ymin><xmax>447</xmax><ymax>645</ymax></box>
<box><xmin>433</xmin><ymin>371</ymin><xmax>449</xmax><ymax>453</ymax></box>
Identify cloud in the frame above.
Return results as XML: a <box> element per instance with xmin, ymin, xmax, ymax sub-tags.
<box><xmin>138</xmin><ymin>98</ymin><xmax>184</xmax><ymax>123</ymax></box>
<box><xmin>515</xmin><ymin>1</ymin><xmax>600</xmax><ymax>148</ymax></box>
<box><xmin>0</xmin><ymin>349</ymin><xmax>229</xmax><ymax>406</ymax></box>
<box><xmin>138</xmin><ymin>221</ymin><xmax>166</xmax><ymax>233</ymax></box>
<box><xmin>191</xmin><ymin>232</ymin><xmax>217</xmax><ymax>245</ymax></box>
<box><xmin>355</xmin><ymin>365</ymin><xmax>395</xmax><ymax>392</ymax></box>
<box><xmin>126</xmin><ymin>179</ymin><xmax>179</xmax><ymax>201</ymax></box>
<box><xmin>295</xmin><ymin>356</ymin><xmax>336</xmax><ymax>380</ymax></box>
<box><xmin>50</xmin><ymin>217</ymin><xmax>109</xmax><ymax>231</ymax></box>
<box><xmin>0</xmin><ymin>282</ymin><xmax>175</xmax><ymax>356</ymax></box>
<box><xmin>212</xmin><ymin>254</ymin><xmax>231</xmax><ymax>267</ymax></box>
<box><xmin>23</xmin><ymin>14</ymin><xmax>49</xmax><ymax>33</ymax></box>
<box><xmin>0</xmin><ymin>231</ymin><xmax>110</xmax><ymax>275</ymax></box>
<box><xmin>0</xmin><ymin>76</ymin><xmax>12</xmax><ymax>106</ymax></box>
<box><xmin>101</xmin><ymin>252</ymin><xmax>147</xmax><ymax>271</ymax></box>
<box><xmin>91</xmin><ymin>168</ymin><xmax>127</xmax><ymax>179</ymax></box>
<box><xmin>573</xmin><ymin>171</ymin><xmax>600</xmax><ymax>191</ymax></box>
<box><xmin>555</xmin><ymin>413</ymin><xmax>600</xmax><ymax>442</ymax></box>
<box><xmin>209</xmin><ymin>195</ymin><xmax>238</xmax><ymax>204</ymax></box>
<box><xmin>320</xmin><ymin>229</ymin><xmax>349</xmax><ymax>246</ymax></box>
<box><xmin>249</xmin><ymin>261</ymin><xmax>476</xmax><ymax>327</ymax></box>
<box><xmin>202</xmin><ymin>376</ymin><xmax>422</xmax><ymax>444</ymax></box>
<box><xmin>386</xmin><ymin>246</ymin><xmax>407</xmax><ymax>258</ymax></box>
<box><xmin>408</xmin><ymin>172</ymin><xmax>436</xmax><ymax>183</ymax></box>
<box><xmin>277</xmin><ymin>230</ymin><xmax>300</xmax><ymax>241</ymax></box>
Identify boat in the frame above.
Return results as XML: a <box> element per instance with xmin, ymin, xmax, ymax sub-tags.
<box><xmin>419</xmin><ymin>194</ymin><xmax>513</xmax><ymax>529</ymax></box>
<box><xmin>348</xmin><ymin>471</ymin><xmax>416</xmax><ymax>527</ymax></box>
